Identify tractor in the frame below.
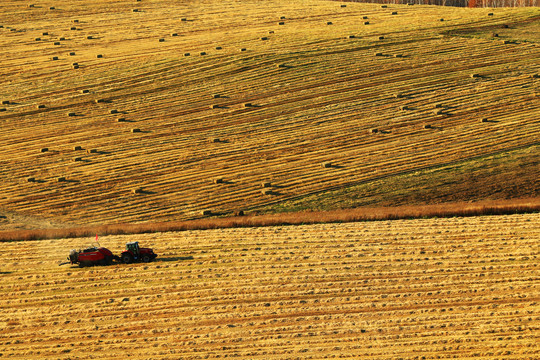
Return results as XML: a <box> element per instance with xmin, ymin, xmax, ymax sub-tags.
<box><xmin>120</xmin><ymin>241</ymin><xmax>157</xmax><ymax>264</ymax></box>
<box><xmin>68</xmin><ymin>246</ymin><xmax>115</xmax><ymax>267</ymax></box>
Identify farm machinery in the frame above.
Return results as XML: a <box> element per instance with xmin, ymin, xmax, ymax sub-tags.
<box><xmin>65</xmin><ymin>241</ymin><xmax>157</xmax><ymax>267</ymax></box>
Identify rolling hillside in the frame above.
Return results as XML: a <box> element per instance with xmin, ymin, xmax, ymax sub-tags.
<box><xmin>1</xmin><ymin>0</ymin><xmax>539</xmax><ymax>230</ymax></box>
<box><xmin>0</xmin><ymin>213</ymin><xmax>538</xmax><ymax>359</ymax></box>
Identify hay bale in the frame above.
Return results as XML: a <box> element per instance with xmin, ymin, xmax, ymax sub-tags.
<box><xmin>201</xmin><ymin>210</ymin><xmax>212</xmax><ymax>216</ymax></box>
<box><xmin>423</xmin><ymin>124</ymin><xmax>432</xmax><ymax>129</ymax></box>
<box><xmin>49</xmin><ymin>6</ymin><xmax>55</xmax><ymax>10</ymax></box>
<box><xmin>210</xmin><ymin>137</ymin><xmax>220</xmax><ymax>143</ymax></box>
<box><xmin>234</xmin><ymin>210</ymin><xmax>245</xmax><ymax>216</ymax></box>
<box><xmin>348</xmin><ymin>35</ymin><xmax>355</xmax><ymax>39</ymax></box>
<box><xmin>215</xmin><ymin>46</ymin><xmax>222</xmax><ymax>50</ymax></box>
<box><xmin>80</xmin><ymin>89</ymin><xmax>89</xmax><ymax>94</ymax></box>
<box><xmin>502</xmin><ymin>40</ymin><xmax>511</xmax><ymax>44</ymax></box>
<box><xmin>73</xmin><ymin>146</ymin><xmax>82</xmax><ymax>151</ymax></box>
<box><xmin>95</xmin><ymin>99</ymin><xmax>105</xmax><ymax>103</ymax></box>
<box><xmin>433</xmin><ymin>109</ymin><xmax>443</xmax><ymax>115</ymax></box>
<box><xmin>381</xmin><ymin>5</ymin><xmax>387</xmax><ymax>8</ymax></box>
<box><xmin>392</xmin><ymin>11</ymin><xmax>398</xmax><ymax>15</ymax></box>
<box><xmin>1</xmin><ymin>100</ymin><xmax>9</xmax><ymax>105</ymax></box>
<box><xmin>261</xmin><ymin>37</ymin><xmax>268</xmax><ymax>40</ymax></box>
<box><xmin>394</xmin><ymin>54</ymin><xmax>403</xmax><ymax>58</ymax></box>
<box><xmin>132</xmin><ymin>188</ymin><xmax>143</xmax><ymax>194</ymax></box>
<box><xmin>261</xmin><ymin>181</ymin><xmax>271</xmax><ymax>188</ymax></box>
<box><xmin>480</xmin><ymin>118</ymin><xmax>489</xmax><ymax>123</ymax></box>
<box><xmin>72</xmin><ymin>65</ymin><xmax>79</xmax><ymax>69</ymax></box>
<box><xmin>374</xmin><ymin>52</ymin><xmax>383</xmax><ymax>56</ymax></box>
<box><xmin>171</xmin><ymin>33</ymin><xmax>178</xmax><ymax>36</ymax></box>
<box><xmin>52</xmin><ymin>56</ymin><xmax>59</xmax><ymax>60</ymax></box>
<box><xmin>370</xmin><ymin>128</ymin><xmax>378</xmax><ymax>134</ymax></box>
<box><xmin>212</xmin><ymin>94</ymin><xmax>220</xmax><ymax>99</ymax></box>
<box><xmin>321</xmin><ymin>161</ymin><xmax>332</xmax><ymax>168</ymax></box>
<box><xmin>277</xmin><ymin>63</ymin><xmax>287</xmax><ymax>68</ymax></box>
<box><xmin>28</xmin><ymin>4</ymin><xmax>35</xmax><ymax>8</ymax></box>
<box><xmin>117</xmin><ymin>117</ymin><xmax>126</xmax><ymax>122</ymax></box>
<box><xmin>399</xmin><ymin>105</ymin><xmax>409</xmax><ymax>111</ymax></box>
<box><xmin>364</xmin><ymin>21</ymin><xmax>370</xmax><ymax>25</ymax></box>
<box><xmin>54</xmin><ymin>42</ymin><xmax>61</xmax><ymax>45</ymax></box>
<box><xmin>110</xmin><ymin>109</ymin><xmax>118</xmax><ymax>114</ymax></box>
<box><xmin>37</xmin><ymin>104</ymin><xmax>46</xmax><ymax>109</ymax></box>
<box><xmin>184</xmin><ymin>52</ymin><xmax>190</xmax><ymax>56</ymax></box>
<box><xmin>35</xmin><ymin>37</ymin><xmax>41</xmax><ymax>41</ymax></box>
<box><xmin>158</xmin><ymin>38</ymin><xmax>165</xmax><ymax>42</ymax></box>
<box><xmin>243</xmin><ymin>103</ymin><xmax>252</xmax><ymax>108</ymax></box>
<box><xmin>72</xmin><ymin>19</ymin><xmax>79</xmax><ymax>23</ymax></box>
<box><xmin>440</xmin><ymin>18</ymin><xmax>444</xmax><ymax>22</ymax></box>
<box><xmin>69</xmin><ymin>52</ymin><xmax>75</xmax><ymax>56</ymax></box>
<box><xmin>87</xmin><ymin>149</ymin><xmax>97</xmax><ymax>154</ymax></box>
<box><xmin>200</xmin><ymin>51</ymin><xmax>206</xmax><ymax>56</ymax></box>
<box><xmin>67</xmin><ymin>112</ymin><xmax>76</xmax><ymax>116</ymax></box>
<box><xmin>488</xmin><ymin>12</ymin><xmax>494</xmax><ymax>16</ymax></box>
<box><xmin>502</xmin><ymin>24</ymin><xmax>509</xmax><ymax>28</ymax></box>
<box><xmin>268</xmin><ymin>30</ymin><xmax>274</xmax><ymax>34</ymax></box>
<box><xmin>363</xmin><ymin>16</ymin><xmax>368</xmax><ymax>19</ymax></box>
<box><xmin>378</xmin><ymin>36</ymin><xmax>384</xmax><ymax>40</ymax></box>
<box><xmin>341</xmin><ymin>4</ymin><xmax>347</xmax><ymax>7</ymax></box>
<box><xmin>280</xmin><ymin>16</ymin><xmax>286</xmax><ymax>19</ymax></box>
<box><xmin>0</xmin><ymin>108</ymin><xmax>6</xmax><ymax>112</ymax></box>
<box><xmin>326</xmin><ymin>21</ymin><xmax>333</xmax><ymax>25</ymax></box>
<box><xmin>213</xmin><ymin>177</ymin><xmax>224</xmax><ymax>184</ymax></box>
<box><xmin>71</xmin><ymin>27</ymin><xmax>78</xmax><ymax>31</ymax></box>
<box><xmin>278</xmin><ymin>22</ymin><xmax>285</xmax><ymax>25</ymax></box>
<box><xmin>240</xmin><ymin>48</ymin><xmax>246</xmax><ymax>52</ymax></box>
<box><xmin>132</xmin><ymin>9</ymin><xmax>139</xmax><ymax>12</ymax></box>
<box><xmin>86</xmin><ymin>35</ymin><xmax>93</xmax><ymax>39</ymax></box>
<box><xmin>394</xmin><ymin>93</ymin><xmax>403</xmax><ymax>98</ymax></box>
<box><xmin>492</xmin><ymin>33</ymin><xmax>498</xmax><ymax>37</ymax></box>
<box><xmin>531</xmin><ymin>74</ymin><xmax>540</xmax><ymax>79</ymax></box>
<box><xmin>96</xmin><ymin>54</ymin><xmax>103</xmax><ymax>58</ymax></box>
<box><xmin>73</xmin><ymin>157</ymin><xmax>82</xmax><ymax>162</ymax></box>
<box><xmin>42</xmin><ymin>32</ymin><xmax>49</xmax><ymax>36</ymax></box>
<box><xmin>210</xmin><ymin>104</ymin><xmax>220</xmax><ymax>109</ymax></box>
<box><xmin>131</xmin><ymin>128</ymin><xmax>141</xmax><ymax>133</ymax></box>
<box><xmin>181</xmin><ymin>18</ymin><xmax>187</xmax><ymax>21</ymax></box>
<box><xmin>57</xmin><ymin>177</ymin><xmax>66</xmax><ymax>182</ymax></box>
<box><xmin>261</xmin><ymin>189</ymin><xmax>272</xmax><ymax>195</ymax></box>
<box><xmin>59</xmin><ymin>37</ymin><xmax>65</xmax><ymax>41</ymax></box>
<box><xmin>27</xmin><ymin>177</ymin><xmax>36</xmax><ymax>183</ymax></box>
<box><xmin>434</xmin><ymin>103</ymin><xmax>442</xmax><ymax>108</ymax></box>
<box><xmin>40</xmin><ymin>148</ymin><xmax>49</xmax><ymax>153</ymax></box>
<box><xmin>470</xmin><ymin>73</ymin><xmax>480</xmax><ymax>78</ymax></box>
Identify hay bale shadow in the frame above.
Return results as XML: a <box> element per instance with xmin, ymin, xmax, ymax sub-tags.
<box><xmin>158</xmin><ymin>256</ymin><xmax>194</xmax><ymax>262</ymax></box>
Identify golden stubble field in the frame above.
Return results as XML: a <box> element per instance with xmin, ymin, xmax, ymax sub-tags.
<box><xmin>0</xmin><ymin>0</ymin><xmax>539</xmax><ymax>230</ymax></box>
<box><xmin>0</xmin><ymin>213</ymin><xmax>538</xmax><ymax>359</ymax></box>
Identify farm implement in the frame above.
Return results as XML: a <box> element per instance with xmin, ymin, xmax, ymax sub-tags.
<box><xmin>62</xmin><ymin>241</ymin><xmax>157</xmax><ymax>267</ymax></box>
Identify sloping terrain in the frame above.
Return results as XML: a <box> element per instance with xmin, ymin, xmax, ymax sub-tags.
<box><xmin>0</xmin><ymin>0</ymin><xmax>539</xmax><ymax>230</ymax></box>
<box><xmin>0</xmin><ymin>213</ymin><xmax>538</xmax><ymax>359</ymax></box>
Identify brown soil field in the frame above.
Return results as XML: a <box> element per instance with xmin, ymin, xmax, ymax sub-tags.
<box><xmin>0</xmin><ymin>213</ymin><xmax>538</xmax><ymax>359</ymax></box>
<box><xmin>1</xmin><ymin>0</ymin><xmax>539</xmax><ymax>230</ymax></box>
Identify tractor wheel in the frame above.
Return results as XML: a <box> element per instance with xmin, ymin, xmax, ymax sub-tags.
<box><xmin>105</xmin><ymin>256</ymin><xmax>113</xmax><ymax>265</ymax></box>
<box><xmin>142</xmin><ymin>254</ymin><xmax>151</xmax><ymax>263</ymax></box>
<box><xmin>121</xmin><ymin>253</ymin><xmax>133</xmax><ymax>264</ymax></box>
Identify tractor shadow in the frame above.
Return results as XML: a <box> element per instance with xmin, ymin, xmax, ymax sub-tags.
<box><xmin>158</xmin><ymin>256</ymin><xmax>194</xmax><ymax>262</ymax></box>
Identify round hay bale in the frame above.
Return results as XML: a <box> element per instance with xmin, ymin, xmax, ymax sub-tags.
<box><xmin>87</xmin><ymin>149</ymin><xmax>97</xmax><ymax>154</ymax></box>
<box><xmin>40</xmin><ymin>147</ymin><xmax>49</xmax><ymax>153</ymax></box>
<box><xmin>210</xmin><ymin>137</ymin><xmax>220</xmax><ymax>143</ymax></box>
<box><xmin>184</xmin><ymin>52</ymin><xmax>190</xmax><ymax>56</ymax></box>
<box><xmin>27</xmin><ymin>177</ymin><xmax>36</xmax><ymax>183</ymax></box>
<box><xmin>433</xmin><ymin>109</ymin><xmax>443</xmax><ymax>115</ymax></box>
<box><xmin>502</xmin><ymin>40</ymin><xmax>511</xmax><ymax>44</ymax></box>
<box><xmin>28</xmin><ymin>4</ymin><xmax>35</xmax><ymax>8</ymax></box>
<box><xmin>277</xmin><ymin>63</ymin><xmax>287</xmax><ymax>68</ymax></box>
<box><xmin>131</xmin><ymin>128</ymin><xmax>141</xmax><ymax>133</ymax></box>
<box><xmin>434</xmin><ymin>103</ymin><xmax>442</xmax><ymax>108</ymax></box>
<box><xmin>268</xmin><ymin>30</ymin><xmax>274</xmax><ymax>34</ymax></box>
<box><xmin>488</xmin><ymin>12</ymin><xmax>494</xmax><ymax>16</ymax></box>
<box><xmin>502</xmin><ymin>24</ymin><xmax>509</xmax><ymax>28</ymax></box>
<box><xmin>132</xmin><ymin>188</ymin><xmax>143</xmax><ymax>194</ymax></box>
<box><xmin>95</xmin><ymin>99</ymin><xmax>105</xmax><ymax>103</ymax></box>
<box><xmin>321</xmin><ymin>161</ymin><xmax>332</xmax><ymax>168</ymax></box>
<box><xmin>73</xmin><ymin>145</ymin><xmax>82</xmax><ymax>151</ymax></box>
<box><xmin>110</xmin><ymin>109</ymin><xmax>118</xmax><ymax>114</ymax></box>
<box><xmin>132</xmin><ymin>9</ymin><xmax>139</xmax><ymax>12</ymax></box>
<box><xmin>530</xmin><ymin>74</ymin><xmax>540</xmax><ymax>79</ymax></box>
<box><xmin>73</xmin><ymin>157</ymin><xmax>82</xmax><ymax>162</ymax></box>
<box><xmin>37</xmin><ymin>104</ymin><xmax>46</xmax><ymax>109</ymax></box>
<box><xmin>440</xmin><ymin>18</ymin><xmax>444</xmax><ymax>22</ymax></box>
<box><xmin>49</xmin><ymin>6</ymin><xmax>55</xmax><ymax>10</ymax></box>
<box><xmin>67</xmin><ymin>112</ymin><xmax>76</xmax><ymax>116</ymax></box>
<box><xmin>341</xmin><ymin>4</ymin><xmax>347</xmax><ymax>7</ymax></box>
<box><xmin>59</xmin><ymin>37</ymin><xmax>65</xmax><ymax>41</ymax></box>
<box><xmin>213</xmin><ymin>177</ymin><xmax>224</xmax><ymax>184</ymax></box>
<box><xmin>261</xmin><ymin>181</ymin><xmax>272</xmax><ymax>188</ymax></box>
<box><xmin>370</xmin><ymin>128</ymin><xmax>378</xmax><ymax>134</ymax></box>
<box><xmin>201</xmin><ymin>210</ymin><xmax>212</xmax><ymax>216</ymax></box>
<box><xmin>280</xmin><ymin>16</ymin><xmax>286</xmax><ymax>19</ymax></box>
<box><xmin>57</xmin><ymin>177</ymin><xmax>66</xmax><ymax>182</ymax></box>
<box><xmin>72</xmin><ymin>19</ymin><xmax>79</xmax><ymax>23</ymax></box>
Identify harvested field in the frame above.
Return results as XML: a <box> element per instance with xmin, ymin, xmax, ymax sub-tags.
<box><xmin>0</xmin><ymin>213</ymin><xmax>538</xmax><ymax>359</ymax></box>
<box><xmin>0</xmin><ymin>0</ymin><xmax>539</xmax><ymax>229</ymax></box>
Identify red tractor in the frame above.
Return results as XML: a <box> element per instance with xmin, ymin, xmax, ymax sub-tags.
<box><xmin>120</xmin><ymin>241</ymin><xmax>157</xmax><ymax>264</ymax></box>
<box><xmin>68</xmin><ymin>246</ymin><xmax>115</xmax><ymax>267</ymax></box>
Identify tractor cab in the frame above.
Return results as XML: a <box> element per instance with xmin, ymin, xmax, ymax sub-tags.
<box><xmin>120</xmin><ymin>241</ymin><xmax>157</xmax><ymax>264</ymax></box>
